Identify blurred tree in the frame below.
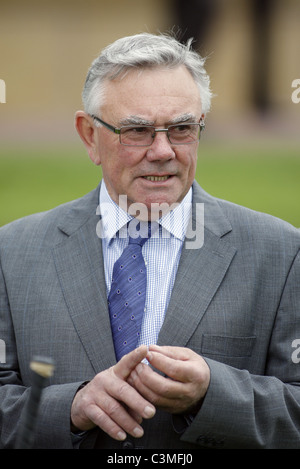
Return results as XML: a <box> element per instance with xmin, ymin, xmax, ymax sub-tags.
<box><xmin>172</xmin><ymin>0</ymin><xmax>218</xmax><ymax>54</ymax></box>
<box><xmin>251</xmin><ymin>0</ymin><xmax>273</xmax><ymax>112</ymax></box>
<box><xmin>173</xmin><ymin>0</ymin><xmax>275</xmax><ymax>113</ymax></box>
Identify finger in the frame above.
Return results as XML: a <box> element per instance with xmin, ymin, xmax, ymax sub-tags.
<box><xmin>128</xmin><ymin>367</ymin><xmax>160</xmax><ymax>403</ymax></box>
<box><xmin>148</xmin><ymin>344</ymin><xmax>196</xmax><ymax>361</ymax></box>
<box><xmin>147</xmin><ymin>350</ymin><xmax>195</xmax><ymax>382</ymax></box>
<box><xmin>130</xmin><ymin>363</ymin><xmax>207</xmax><ymax>415</ymax></box>
<box><xmin>129</xmin><ymin>368</ymin><xmax>189</xmax><ymax>413</ymax></box>
<box><xmin>114</xmin><ymin>345</ymin><xmax>149</xmax><ymax>380</ymax></box>
<box><xmin>98</xmin><ymin>393</ymin><xmax>146</xmax><ymax>439</ymax></box>
<box><xmin>132</xmin><ymin>362</ymin><xmax>186</xmax><ymax>399</ymax></box>
<box><xmin>101</xmin><ymin>371</ymin><xmax>156</xmax><ymax>420</ymax></box>
<box><xmin>85</xmin><ymin>401</ymin><xmax>142</xmax><ymax>441</ymax></box>
<box><xmin>148</xmin><ymin>346</ymin><xmax>209</xmax><ymax>383</ymax></box>
<box><xmin>127</xmin><ymin>407</ymin><xmax>143</xmax><ymax>425</ymax></box>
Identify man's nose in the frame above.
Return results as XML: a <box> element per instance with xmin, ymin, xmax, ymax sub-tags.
<box><xmin>146</xmin><ymin>130</ymin><xmax>176</xmax><ymax>161</ymax></box>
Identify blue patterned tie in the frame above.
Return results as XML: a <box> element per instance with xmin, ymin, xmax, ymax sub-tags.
<box><xmin>108</xmin><ymin>222</ymin><xmax>151</xmax><ymax>361</ymax></box>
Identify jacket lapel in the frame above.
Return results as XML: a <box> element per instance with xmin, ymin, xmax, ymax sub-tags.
<box><xmin>52</xmin><ymin>186</ymin><xmax>117</xmax><ymax>373</ymax></box>
<box><xmin>158</xmin><ymin>182</ymin><xmax>237</xmax><ymax>347</ymax></box>
<box><xmin>52</xmin><ymin>181</ymin><xmax>237</xmax><ymax>367</ymax></box>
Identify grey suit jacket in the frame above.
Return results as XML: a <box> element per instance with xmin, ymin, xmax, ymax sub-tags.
<box><xmin>0</xmin><ymin>181</ymin><xmax>300</xmax><ymax>449</ymax></box>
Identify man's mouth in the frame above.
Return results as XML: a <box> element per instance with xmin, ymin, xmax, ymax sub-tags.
<box><xmin>143</xmin><ymin>175</ymin><xmax>171</xmax><ymax>182</ymax></box>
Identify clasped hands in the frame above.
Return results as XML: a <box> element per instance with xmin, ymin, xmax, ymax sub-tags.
<box><xmin>71</xmin><ymin>345</ymin><xmax>210</xmax><ymax>441</ymax></box>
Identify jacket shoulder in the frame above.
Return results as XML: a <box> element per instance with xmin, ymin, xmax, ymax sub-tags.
<box><xmin>192</xmin><ymin>181</ymin><xmax>300</xmax><ymax>248</ymax></box>
<box><xmin>0</xmin><ymin>186</ymin><xmax>100</xmax><ymax>246</ymax></box>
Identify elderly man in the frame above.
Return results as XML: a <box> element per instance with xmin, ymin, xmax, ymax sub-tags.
<box><xmin>0</xmin><ymin>33</ymin><xmax>299</xmax><ymax>449</ymax></box>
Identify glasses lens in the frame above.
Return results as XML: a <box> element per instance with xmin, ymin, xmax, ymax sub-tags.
<box><xmin>119</xmin><ymin>123</ymin><xmax>202</xmax><ymax>146</ymax></box>
<box><xmin>120</xmin><ymin>126</ymin><xmax>154</xmax><ymax>146</ymax></box>
<box><xmin>168</xmin><ymin>124</ymin><xmax>200</xmax><ymax>144</ymax></box>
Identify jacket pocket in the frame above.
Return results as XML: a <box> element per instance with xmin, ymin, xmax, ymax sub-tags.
<box><xmin>201</xmin><ymin>334</ymin><xmax>256</xmax><ymax>357</ymax></box>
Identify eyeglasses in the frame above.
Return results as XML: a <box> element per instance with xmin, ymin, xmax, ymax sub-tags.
<box><xmin>91</xmin><ymin>115</ymin><xmax>205</xmax><ymax>147</ymax></box>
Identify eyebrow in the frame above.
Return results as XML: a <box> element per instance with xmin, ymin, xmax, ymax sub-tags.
<box><xmin>119</xmin><ymin>116</ymin><xmax>154</xmax><ymax>127</ymax></box>
<box><xmin>168</xmin><ymin>113</ymin><xmax>198</xmax><ymax>125</ymax></box>
<box><xmin>118</xmin><ymin>113</ymin><xmax>198</xmax><ymax>127</ymax></box>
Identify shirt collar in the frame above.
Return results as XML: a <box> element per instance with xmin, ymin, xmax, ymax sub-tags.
<box><xmin>99</xmin><ymin>180</ymin><xmax>192</xmax><ymax>243</ymax></box>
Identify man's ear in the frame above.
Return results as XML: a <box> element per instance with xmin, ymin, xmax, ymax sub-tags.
<box><xmin>74</xmin><ymin>111</ymin><xmax>101</xmax><ymax>165</ymax></box>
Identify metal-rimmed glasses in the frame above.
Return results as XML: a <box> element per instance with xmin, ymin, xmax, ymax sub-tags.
<box><xmin>91</xmin><ymin>115</ymin><xmax>205</xmax><ymax>147</ymax></box>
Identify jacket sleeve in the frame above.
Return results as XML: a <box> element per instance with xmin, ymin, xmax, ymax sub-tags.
<box><xmin>181</xmin><ymin>249</ymin><xmax>300</xmax><ymax>449</ymax></box>
<box><xmin>0</xmin><ymin>255</ymin><xmax>83</xmax><ymax>449</ymax></box>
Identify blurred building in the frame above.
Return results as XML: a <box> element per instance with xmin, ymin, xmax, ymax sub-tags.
<box><xmin>0</xmin><ymin>0</ymin><xmax>299</xmax><ymax>144</ymax></box>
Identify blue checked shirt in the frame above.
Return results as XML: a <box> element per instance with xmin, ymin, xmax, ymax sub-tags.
<box><xmin>99</xmin><ymin>181</ymin><xmax>192</xmax><ymax>347</ymax></box>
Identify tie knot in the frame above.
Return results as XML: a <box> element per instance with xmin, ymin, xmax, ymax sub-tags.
<box><xmin>128</xmin><ymin>221</ymin><xmax>152</xmax><ymax>246</ymax></box>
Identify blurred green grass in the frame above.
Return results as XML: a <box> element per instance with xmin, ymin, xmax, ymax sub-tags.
<box><xmin>0</xmin><ymin>143</ymin><xmax>299</xmax><ymax>228</ymax></box>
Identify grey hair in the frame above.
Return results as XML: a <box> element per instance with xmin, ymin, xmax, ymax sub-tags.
<box><xmin>82</xmin><ymin>32</ymin><xmax>212</xmax><ymax>116</ymax></box>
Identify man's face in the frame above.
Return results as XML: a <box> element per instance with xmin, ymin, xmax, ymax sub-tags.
<box><xmin>93</xmin><ymin>65</ymin><xmax>202</xmax><ymax>217</ymax></box>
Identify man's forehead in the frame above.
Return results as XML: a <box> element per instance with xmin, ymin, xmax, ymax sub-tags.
<box><xmin>101</xmin><ymin>66</ymin><xmax>202</xmax><ymax>120</ymax></box>
<box><xmin>103</xmin><ymin>65</ymin><xmax>199</xmax><ymax>96</ymax></box>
